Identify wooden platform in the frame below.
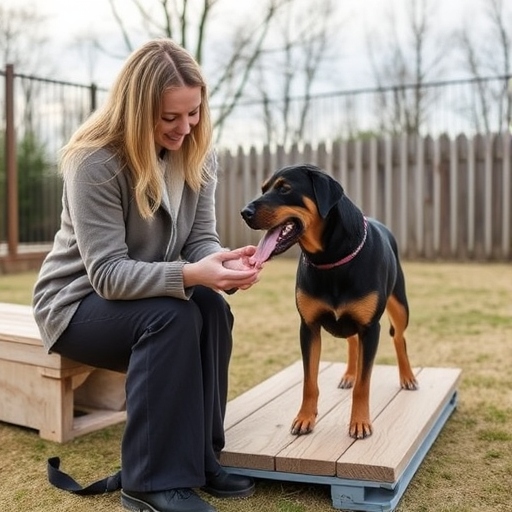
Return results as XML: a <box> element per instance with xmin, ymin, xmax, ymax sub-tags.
<box><xmin>220</xmin><ymin>361</ymin><xmax>461</xmax><ymax>511</ymax></box>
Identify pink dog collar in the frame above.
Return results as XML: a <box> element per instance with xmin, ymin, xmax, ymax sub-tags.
<box><xmin>304</xmin><ymin>217</ymin><xmax>368</xmax><ymax>270</ymax></box>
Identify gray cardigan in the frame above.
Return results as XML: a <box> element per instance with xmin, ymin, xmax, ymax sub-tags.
<box><xmin>32</xmin><ymin>147</ymin><xmax>223</xmax><ymax>351</ymax></box>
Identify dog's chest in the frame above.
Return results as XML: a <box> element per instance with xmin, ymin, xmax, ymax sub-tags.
<box><xmin>296</xmin><ymin>288</ymin><xmax>379</xmax><ymax>336</ymax></box>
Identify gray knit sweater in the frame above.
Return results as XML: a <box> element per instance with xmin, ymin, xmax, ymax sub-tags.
<box><xmin>32</xmin><ymin>147</ymin><xmax>223</xmax><ymax>351</ymax></box>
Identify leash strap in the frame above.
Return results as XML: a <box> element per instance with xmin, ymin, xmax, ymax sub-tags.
<box><xmin>47</xmin><ymin>457</ymin><xmax>122</xmax><ymax>495</ymax></box>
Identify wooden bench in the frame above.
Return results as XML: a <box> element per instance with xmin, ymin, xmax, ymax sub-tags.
<box><xmin>221</xmin><ymin>360</ymin><xmax>462</xmax><ymax>511</ymax></box>
<box><xmin>0</xmin><ymin>302</ymin><xmax>126</xmax><ymax>443</ymax></box>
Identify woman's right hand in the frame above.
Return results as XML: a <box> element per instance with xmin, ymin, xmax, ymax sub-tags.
<box><xmin>182</xmin><ymin>250</ymin><xmax>261</xmax><ymax>292</ymax></box>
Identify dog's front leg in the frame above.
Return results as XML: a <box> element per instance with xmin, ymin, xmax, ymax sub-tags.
<box><xmin>339</xmin><ymin>334</ymin><xmax>358</xmax><ymax>388</ymax></box>
<box><xmin>349</xmin><ymin>322</ymin><xmax>380</xmax><ymax>439</ymax></box>
<box><xmin>291</xmin><ymin>321</ymin><xmax>321</xmax><ymax>435</ymax></box>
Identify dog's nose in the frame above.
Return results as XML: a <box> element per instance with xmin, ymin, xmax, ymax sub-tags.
<box><xmin>241</xmin><ymin>204</ymin><xmax>255</xmax><ymax>221</ymax></box>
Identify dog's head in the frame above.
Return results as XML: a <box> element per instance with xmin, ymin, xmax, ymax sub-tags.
<box><xmin>241</xmin><ymin>164</ymin><xmax>344</xmax><ymax>265</ymax></box>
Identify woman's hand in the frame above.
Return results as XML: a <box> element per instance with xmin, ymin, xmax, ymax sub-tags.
<box><xmin>182</xmin><ymin>246</ymin><xmax>262</xmax><ymax>292</ymax></box>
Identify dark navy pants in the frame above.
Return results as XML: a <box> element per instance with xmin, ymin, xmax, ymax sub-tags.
<box><xmin>52</xmin><ymin>286</ymin><xmax>233</xmax><ymax>492</ymax></box>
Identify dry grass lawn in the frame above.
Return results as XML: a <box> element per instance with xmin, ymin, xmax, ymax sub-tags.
<box><xmin>0</xmin><ymin>258</ymin><xmax>511</xmax><ymax>511</ymax></box>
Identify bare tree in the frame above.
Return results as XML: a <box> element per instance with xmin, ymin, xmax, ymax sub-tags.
<box><xmin>0</xmin><ymin>4</ymin><xmax>53</xmax><ymax>138</ymax></box>
<box><xmin>457</xmin><ymin>0</ymin><xmax>511</xmax><ymax>133</ymax></box>
<box><xmin>0</xmin><ymin>4</ymin><xmax>50</xmax><ymax>73</ymax></box>
<box><xmin>210</xmin><ymin>0</ymin><xmax>293</xmax><ymax>142</ymax></box>
<box><xmin>251</xmin><ymin>0</ymin><xmax>341</xmax><ymax>146</ymax></box>
<box><xmin>101</xmin><ymin>0</ymin><xmax>296</xmax><ymax>142</ymax></box>
<box><xmin>71</xmin><ymin>33</ymin><xmax>103</xmax><ymax>85</ymax></box>
<box><xmin>104</xmin><ymin>0</ymin><xmax>219</xmax><ymax>60</ymax></box>
<box><xmin>366</xmin><ymin>0</ymin><xmax>447</xmax><ymax>135</ymax></box>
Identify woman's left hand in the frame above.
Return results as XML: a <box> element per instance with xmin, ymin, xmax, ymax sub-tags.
<box><xmin>182</xmin><ymin>246</ymin><xmax>262</xmax><ymax>292</ymax></box>
<box><xmin>222</xmin><ymin>245</ymin><xmax>260</xmax><ymax>272</ymax></box>
<box><xmin>222</xmin><ymin>245</ymin><xmax>262</xmax><ymax>290</ymax></box>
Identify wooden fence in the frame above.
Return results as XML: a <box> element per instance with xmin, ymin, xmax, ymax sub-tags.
<box><xmin>215</xmin><ymin>133</ymin><xmax>512</xmax><ymax>261</ymax></box>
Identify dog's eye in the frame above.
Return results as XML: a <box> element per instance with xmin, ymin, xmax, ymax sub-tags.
<box><xmin>275</xmin><ymin>183</ymin><xmax>291</xmax><ymax>194</ymax></box>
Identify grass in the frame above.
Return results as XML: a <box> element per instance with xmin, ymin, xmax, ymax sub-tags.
<box><xmin>1</xmin><ymin>259</ymin><xmax>512</xmax><ymax>511</ymax></box>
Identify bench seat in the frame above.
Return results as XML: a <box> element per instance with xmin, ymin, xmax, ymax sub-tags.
<box><xmin>0</xmin><ymin>302</ymin><xmax>126</xmax><ymax>442</ymax></box>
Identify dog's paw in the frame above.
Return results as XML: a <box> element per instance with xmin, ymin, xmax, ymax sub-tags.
<box><xmin>290</xmin><ymin>415</ymin><xmax>316</xmax><ymax>435</ymax></box>
<box><xmin>349</xmin><ymin>420</ymin><xmax>373</xmax><ymax>439</ymax></box>
<box><xmin>338</xmin><ymin>373</ymin><xmax>355</xmax><ymax>389</ymax></box>
<box><xmin>400</xmin><ymin>375</ymin><xmax>419</xmax><ymax>390</ymax></box>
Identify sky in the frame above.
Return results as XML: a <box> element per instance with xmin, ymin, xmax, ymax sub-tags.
<box><xmin>3</xmin><ymin>0</ymin><xmax>488</xmax><ymax>91</ymax></box>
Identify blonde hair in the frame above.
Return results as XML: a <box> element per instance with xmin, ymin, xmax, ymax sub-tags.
<box><xmin>60</xmin><ymin>38</ymin><xmax>213</xmax><ymax>219</ymax></box>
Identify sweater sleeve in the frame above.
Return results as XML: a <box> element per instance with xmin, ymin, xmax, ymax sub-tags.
<box><xmin>66</xmin><ymin>151</ymin><xmax>190</xmax><ymax>300</ymax></box>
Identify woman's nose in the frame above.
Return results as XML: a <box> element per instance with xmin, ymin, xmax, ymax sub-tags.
<box><xmin>176</xmin><ymin>117</ymin><xmax>191</xmax><ymax>135</ymax></box>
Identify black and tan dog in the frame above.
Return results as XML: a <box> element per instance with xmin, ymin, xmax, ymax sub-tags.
<box><xmin>241</xmin><ymin>164</ymin><xmax>418</xmax><ymax>439</ymax></box>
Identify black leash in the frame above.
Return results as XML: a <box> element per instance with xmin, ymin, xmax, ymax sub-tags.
<box><xmin>47</xmin><ymin>457</ymin><xmax>122</xmax><ymax>495</ymax></box>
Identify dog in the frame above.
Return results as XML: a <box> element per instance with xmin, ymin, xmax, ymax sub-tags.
<box><xmin>241</xmin><ymin>164</ymin><xmax>418</xmax><ymax>439</ymax></box>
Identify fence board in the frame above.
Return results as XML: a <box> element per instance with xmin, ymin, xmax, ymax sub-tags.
<box><xmin>503</xmin><ymin>133</ymin><xmax>511</xmax><ymax>258</ymax></box>
<box><xmin>415</xmin><ymin>136</ymin><xmax>425</xmax><ymax>257</ymax></box>
<box><xmin>369</xmin><ymin>138</ymin><xmax>378</xmax><ymax>221</ymax></box>
<box><xmin>449</xmin><ymin>138</ymin><xmax>458</xmax><ymax>256</ymax></box>
<box><xmin>399</xmin><ymin>135</ymin><xmax>408</xmax><ymax>253</ymax></box>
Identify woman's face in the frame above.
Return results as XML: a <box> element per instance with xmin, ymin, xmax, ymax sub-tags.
<box><xmin>154</xmin><ymin>86</ymin><xmax>202</xmax><ymax>152</ymax></box>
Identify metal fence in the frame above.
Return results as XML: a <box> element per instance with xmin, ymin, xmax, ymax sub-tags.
<box><xmin>0</xmin><ymin>65</ymin><xmax>108</xmax><ymax>257</ymax></box>
<box><xmin>213</xmin><ymin>75</ymin><xmax>512</xmax><ymax>148</ymax></box>
<box><xmin>1</xmin><ymin>65</ymin><xmax>511</xmax><ymax>265</ymax></box>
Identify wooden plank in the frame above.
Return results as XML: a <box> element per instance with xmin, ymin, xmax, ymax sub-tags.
<box><xmin>399</xmin><ymin>134</ymin><xmax>408</xmax><ymax>253</ymax></box>
<box><xmin>221</xmin><ymin>363</ymin><xmax>346</xmax><ymax>471</ymax></box>
<box><xmin>415</xmin><ymin>136</ymin><xmax>424</xmax><ymax>255</ymax></box>
<box><xmin>501</xmin><ymin>132</ymin><xmax>510</xmax><ymax>258</ymax></box>
<box><xmin>354</xmin><ymin>138</ymin><xmax>363</xmax><ymax>207</ymax></box>
<box><xmin>340</xmin><ymin>139</ymin><xmax>348</xmax><ymax>186</ymax></box>
<box><xmin>467</xmin><ymin>136</ymin><xmax>475</xmax><ymax>254</ymax></box>
<box><xmin>72</xmin><ymin>409</ymin><xmax>127</xmax><ymax>438</ymax></box>
<box><xmin>0</xmin><ymin>302</ymin><xmax>41</xmax><ymax>343</ymax></box>
<box><xmin>241</xmin><ymin>147</ymin><xmax>252</xmax><ymax>246</ymax></box>
<box><xmin>384</xmin><ymin>136</ymin><xmax>393</xmax><ymax>228</ymax></box>
<box><xmin>450</xmin><ymin>137</ymin><xmax>458</xmax><ymax>256</ymax></box>
<box><xmin>0</xmin><ymin>340</ymin><xmax>83</xmax><ymax>370</ymax></box>
<box><xmin>224</xmin><ymin>361</ymin><xmax>331</xmax><ymax>429</ymax></box>
<box><xmin>275</xmin><ymin>365</ymin><xmax>418</xmax><ymax>476</ymax></box>
<box><xmin>433</xmin><ymin>137</ymin><xmax>441</xmax><ymax>254</ymax></box>
<box><xmin>484</xmin><ymin>134</ymin><xmax>493</xmax><ymax>257</ymax></box>
<box><xmin>0</xmin><ymin>328</ymin><xmax>43</xmax><ymax>344</ymax></box>
<box><xmin>369</xmin><ymin>137</ymin><xmax>378</xmax><ymax>219</ymax></box>
<box><xmin>0</xmin><ymin>301</ymin><xmax>32</xmax><ymax>313</ymax></box>
<box><xmin>336</xmin><ymin>367</ymin><xmax>461</xmax><ymax>482</ymax></box>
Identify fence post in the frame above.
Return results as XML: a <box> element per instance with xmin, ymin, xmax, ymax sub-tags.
<box><xmin>90</xmin><ymin>83</ymin><xmax>97</xmax><ymax>112</ymax></box>
<box><xmin>5</xmin><ymin>64</ymin><xmax>19</xmax><ymax>258</ymax></box>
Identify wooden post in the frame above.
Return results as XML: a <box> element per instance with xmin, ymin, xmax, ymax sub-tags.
<box><xmin>90</xmin><ymin>82</ymin><xmax>97</xmax><ymax>112</ymax></box>
<box><xmin>5</xmin><ymin>64</ymin><xmax>18</xmax><ymax>258</ymax></box>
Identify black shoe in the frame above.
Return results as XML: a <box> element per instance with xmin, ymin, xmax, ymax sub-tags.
<box><xmin>202</xmin><ymin>468</ymin><xmax>255</xmax><ymax>498</ymax></box>
<box><xmin>121</xmin><ymin>488</ymin><xmax>216</xmax><ymax>512</ymax></box>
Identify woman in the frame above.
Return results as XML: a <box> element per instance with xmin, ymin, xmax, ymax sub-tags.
<box><xmin>33</xmin><ymin>38</ymin><xmax>260</xmax><ymax>512</ymax></box>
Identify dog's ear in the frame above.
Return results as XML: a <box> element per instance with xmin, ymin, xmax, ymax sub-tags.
<box><xmin>308</xmin><ymin>169</ymin><xmax>344</xmax><ymax>218</ymax></box>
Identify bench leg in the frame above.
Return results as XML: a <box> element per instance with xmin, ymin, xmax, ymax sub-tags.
<box><xmin>39</xmin><ymin>374</ymin><xmax>75</xmax><ymax>443</ymax></box>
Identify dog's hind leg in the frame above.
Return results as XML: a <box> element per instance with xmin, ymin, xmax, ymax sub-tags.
<box><xmin>339</xmin><ymin>334</ymin><xmax>358</xmax><ymax>389</ymax></box>
<box><xmin>386</xmin><ymin>287</ymin><xmax>418</xmax><ymax>390</ymax></box>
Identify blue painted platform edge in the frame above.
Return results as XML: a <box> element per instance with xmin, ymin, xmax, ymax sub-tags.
<box><xmin>224</xmin><ymin>389</ymin><xmax>458</xmax><ymax>512</ymax></box>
